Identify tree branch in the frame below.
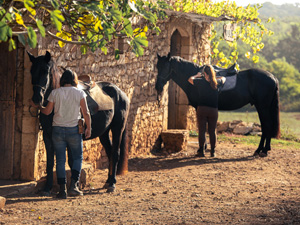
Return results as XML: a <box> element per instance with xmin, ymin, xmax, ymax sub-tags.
<box><xmin>46</xmin><ymin>30</ymin><xmax>87</xmax><ymax>45</ymax></box>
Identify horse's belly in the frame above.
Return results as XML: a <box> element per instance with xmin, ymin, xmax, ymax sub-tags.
<box><xmin>218</xmin><ymin>93</ymin><xmax>250</xmax><ymax>110</ymax></box>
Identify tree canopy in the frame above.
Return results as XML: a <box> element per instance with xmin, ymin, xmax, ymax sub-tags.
<box><xmin>0</xmin><ymin>0</ymin><xmax>168</xmax><ymax>57</ymax></box>
<box><xmin>0</xmin><ymin>0</ymin><xmax>272</xmax><ymax>63</ymax></box>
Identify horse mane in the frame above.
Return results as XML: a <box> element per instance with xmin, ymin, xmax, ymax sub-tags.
<box><xmin>49</xmin><ymin>60</ymin><xmax>61</xmax><ymax>89</ymax></box>
<box><xmin>170</xmin><ymin>56</ymin><xmax>202</xmax><ymax>76</ymax></box>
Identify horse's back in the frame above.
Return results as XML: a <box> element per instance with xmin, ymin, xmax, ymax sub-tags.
<box><xmin>96</xmin><ymin>81</ymin><xmax>130</xmax><ymax>110</ymax></box>
<box><xmin>240</xmin><ymin>68</ymin><xmax>278</xmax><ymax>85</ymax></box>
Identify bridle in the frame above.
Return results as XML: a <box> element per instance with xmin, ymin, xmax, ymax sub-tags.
<box><xmin>32</xmin><ymin>84</ymin><xmax>47</xmax><ymax>91</ymax></box>
<box><xmin>156</xmin><ymin>62</ymin><xmax>172</xmax><ymax>105</ymax></box>
<box><xmin>29</xmin><ymin>84</ymin><xmax>47</xmax><ymax>117</ymax></box>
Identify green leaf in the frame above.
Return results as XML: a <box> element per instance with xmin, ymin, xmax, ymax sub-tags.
<box><xmin>131</xmin><ymin>39</ymin><xmax>144</xmax><ymax>56</ymax></box>
<box><xmin>0</xmin><ymin>21</ymin><xmax>9</xmax><ymax>41</ymax></box>
<box><xmin>133</xmin><ymin>36</ymin><xmax>148</xmax><ymax>47</ymax></box>
<box><xmin>143</xmin><ymin>11</ymin><xmax>156</xmax><ymax>24</ymax></box>
<box><xmin>27</xmin><ymin>27</ymin><xmax>37</xmax><ymax>48</ymax></box>
<box><xmin>80</xmin><ymin>45</ymin><xmax>88</xmax><ymax>54</ymax></box>
<box><xmin>8</xmin><ymin>38</ymin><xmax>16</xmax><ymax>51</ymax></box>
<box><xmin>24</xmin><ymin>0</ymin><xmax>36</xmax><ymax>16</ymax></box>
<box><xmin>50</xmin><ymin>10</ymin><xmax>65</xmax><ymax>31</ymax></box>
<box><xmin>98</xmin><ymin>39</ymin><xmax>107</xmax><ymax>49</ymax></box>
<box><xmin>124</xmin><ymin>18</ymin><xmax>133</xmax><ymax>36</ymax></box>
<box><xmin>101</xmin><ymin>46</ymin><xmax>107</xmax><ymax>55</ymax></box>
<box><xmin>110</xmin><ymin>8</ymin><xmax>122</xmax><ymax>21</ymax></box>
<box><xmin>50</xmin><ymin>0</ymin><xmax>60</xmax><ymax>9</ymax></box>
<box><xmin>115</xmin><ymin>49</ymin><xmax>120</xmax><ymax>60</ymax></box>
<box><xmin>36</xmin><ymin>20</ymin><xmax>46</xmax><ymax>37</ymax></box>
<box><xmin>18</xmin><ymin>34</ymin><xmax>26</xmax><ymax>46</ymax></box>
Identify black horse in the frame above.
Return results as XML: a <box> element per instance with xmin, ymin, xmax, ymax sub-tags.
<box><xmin>155</xmin><ymin>53</ymin><xmax>280</xmax><ymax>157</ymax></box>
<box><xmin>28</xmin><ymin>51</ymin><xmax>130</xmax><ymax>193</ymax></box>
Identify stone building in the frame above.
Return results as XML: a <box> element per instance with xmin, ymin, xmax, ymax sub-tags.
<box><xmin>0</xmin><ymin>11</ymin><xmax>229</xmax><ymax>181</ymax></box>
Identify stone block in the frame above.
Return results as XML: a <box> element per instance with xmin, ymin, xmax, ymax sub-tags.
<box><xmin>217</xmin><ymin>121</ymin><xmax>230</xmax><ymax>133</ymax></box>
<box><xmin>0</xmin><ymin>196</ymin><xmax>6</xmax><ymax>208</ymax></box>
<box><xmin>161</xmin><ymin>129</ymin><xmax>189</xmax><ymax>153</ymax></box>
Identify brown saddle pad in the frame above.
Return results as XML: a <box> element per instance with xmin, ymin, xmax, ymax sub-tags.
<box><xmin>78</xmin><ymin>82</ymin><xmax>114</xmax><ymax>114</ymax></box>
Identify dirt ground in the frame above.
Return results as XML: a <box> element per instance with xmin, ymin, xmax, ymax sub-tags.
<box><xmin>0</xmin><ymin>135</ymin><xmax>300</xmax><ymax>225</ymax></box>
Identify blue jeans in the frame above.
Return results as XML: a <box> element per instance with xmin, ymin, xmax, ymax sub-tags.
<box><xmin>52</xmin><ymin>126</ymin><xmax>83</xmax><ymax>185</ymax></box>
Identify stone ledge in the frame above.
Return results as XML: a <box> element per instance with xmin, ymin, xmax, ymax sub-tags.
<box><xmin>0</xmin><ymin>162</ymin><xmax>94</xmax><ymax>198</ymax></box>
<box><xmin>0</xmin><ymin>181</ymin><xmax>37</xmax><ymax>198</ymax></box>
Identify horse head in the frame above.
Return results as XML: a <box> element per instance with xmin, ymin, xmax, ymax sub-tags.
<box><xmin>27</xmin><ymin>51</ymin><xmax>52</xmax><ymax>106</ymax></box>
<box><xmin>155</xmin><ymin>53</ymin><xmax>172</xmax><ymax>103</ymax></box>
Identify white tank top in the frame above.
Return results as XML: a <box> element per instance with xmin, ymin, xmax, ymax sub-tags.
<box><xmin>48</xmin><ymin>87</ymin><xmax>86</xmax><ymax>127</ymax></box>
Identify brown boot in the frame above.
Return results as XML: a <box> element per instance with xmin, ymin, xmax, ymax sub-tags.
<box><xmin>196</xmin><ymin>147</ymin><xmax>205</xmax><ymax>157</ymax></box>
<box><xmin>69</xmin><ymin>179</ymin><xmax>83</xmax><ymax>196</ymax></box>
<box><xmin>211</xmin><ymin>148</ymin><xmax>215</xmax><ymax>157</ymax></box>
<box><xmin>56</xmin><ymin>184</ymin><xmax>67</xmax><ymax>199</ymax></box>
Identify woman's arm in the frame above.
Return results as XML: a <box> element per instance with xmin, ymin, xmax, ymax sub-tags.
<box><xmin>80</xmin><ymin>97</ymin><xmax>91</xmax><ymax>139</ymax></box>
<box><xmin>188</xmin><ymin>72</ymin><xmax>202</xmax><ymax>85</ymax></box>
<box><xmin>29</xmin><ymin>99</ymin><xmax>54</xmax><ymax>115</ymax></box>
<box><xmin>39</xmin><ymin>102</ymin><xmax>54</xmax><ymax>115</ymax></box>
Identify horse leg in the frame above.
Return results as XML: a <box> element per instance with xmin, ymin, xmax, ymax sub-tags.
<box><xmin>259</xmin><ymin>137</ymin><xmax>271</xmax><ymax>157</ymax></box>
<box><xmin>253</xmin><ymin>134</ymin><xmax>265</xmax><ymax>156</ymax></box>
<box><xmin>255</xmin><ymin>106</ymin><xmax>274</xmax><ymax>157</ymax></box>
<box><xmin>99</xmin><ymin>129</ymin><xmax>112</xmax><ymax>189</ymax></box>
<box><xmin>105</xmin><ymin>125</ymin><xmax>126</xmax><ymax>193</ymax></box>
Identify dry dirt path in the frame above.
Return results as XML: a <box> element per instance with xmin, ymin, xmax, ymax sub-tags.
<box><xmin>0</xmin><ymin>136</ymin><xmax>300</xmax><ymax>225</ymax></box>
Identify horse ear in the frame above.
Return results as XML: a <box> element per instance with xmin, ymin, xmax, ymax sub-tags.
<box><xmin>45</xmin><ymin>51</ymin><xmax>51</xmax><ymax>63</ymax></box>
<box><xmin>27</xmin><ymin>51</ymin><xmax>35</xmax><ymax>62</ymax></box>
<box><xmin>167</xmin><ymin>52</ymin><xmax>171</xmax><ymax>59</ymax></box>
<box><xmin>157</xmin><ymin>53</ymin><xmax>161</xmax><ymax>59</ymax></box>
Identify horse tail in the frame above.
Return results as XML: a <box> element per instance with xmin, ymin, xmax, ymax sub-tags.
<box><xmin>271</xmin><ymin>80</ymin><xmax>280</xmax><ymax>138</ymax></box>
<box><xmin>117</xmin><ymin>125</ymin><xmax>128</xmax><ymax>175</ymax></box>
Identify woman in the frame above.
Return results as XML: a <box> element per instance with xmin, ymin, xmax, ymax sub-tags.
<box><xmin>188</xmin><ymin>65</ymin><xmax>225</xmax><ymax>157</ymax></box>
<box><xmin>31</xmin><ymin>69</ymin><xmax>91</xmax><ymax>199</ymax></box>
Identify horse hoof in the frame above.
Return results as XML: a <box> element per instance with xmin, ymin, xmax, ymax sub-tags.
<box><xmin>106</xmin><ymin>185</ymin><xmax>115</xmax><ymax>193</ymax></box>
<box><xmin>103</xmin><ymin>183</ymin><xmax>109</xmax><ymax>189</ymax></box>
<box><xmin>253</xmin><ymin>151</ymin><xmax>260</xmax><ymax>157</ymax></box>
<box><xmin>259</xmin><ymin>152</ymin><xmax>268</xmax><ymax>157</ymax></box>
<box><xmin>39</xmin><ymin>190</ymin><xmax>51</xmax><ymax>197</ymax></box>
<box><xmin>196</xmin><ymin>152</ymin><xmax>205</xmax><ymax>157</ymax></box>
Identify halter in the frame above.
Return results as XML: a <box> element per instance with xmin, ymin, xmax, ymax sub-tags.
<box><xmin>157</xmin><ymin>66</ymin><xmax>172</xmax><ymax>82</ymax></box>
<box><xmin>32</xmin><ymin>84</ymin><xmax>47</xmax><ymax>91</ymax></box>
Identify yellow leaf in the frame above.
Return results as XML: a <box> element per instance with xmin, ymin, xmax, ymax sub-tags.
<box><xmin>56</xmin><ymin>31</ymin><xmax>72</xmax><ymax>48</ymax></box>
<box><xmin>95</xmin><ymin>20</ymin><xmax>103</xmax><ymax>32</ymax></box>
<box><xmin>15</xmin><ymin>13</ymin><xmax>24</xmax><ymax>25</ymax></box>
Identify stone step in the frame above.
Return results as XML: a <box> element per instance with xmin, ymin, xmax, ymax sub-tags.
<box><xmin>0</xmin><ymin>162</ymin><xmax>94</xmax><ymax>199</ymax></box>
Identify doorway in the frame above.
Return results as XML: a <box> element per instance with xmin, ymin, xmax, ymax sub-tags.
<box><xmin>168</xmin><ymin>29</ymin><xmax>190</xmax><ymax>129</ymax></box>
<box><xmin>0</xmin><ymin>42</ymin><xmax>17</xmax><ymax>179</ymax></box>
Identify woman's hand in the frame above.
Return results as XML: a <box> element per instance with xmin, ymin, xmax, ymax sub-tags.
<box><xmin>29</xmin><ymin>99</ymin><xmax>40</xmax><ymax>108</ymax></box>
<box><xmin>85</xmin><ymin>127</ymin><xmax>91</xmax><ymax>139</ymax></box>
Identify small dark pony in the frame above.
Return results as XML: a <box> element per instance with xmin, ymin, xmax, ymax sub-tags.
<box><xmin>28</xmin><ymin>51</ymin><xmax>130</xmax><ymax>193</ymax></box>
<box><xmin>155</xmin><ymin>53</ymin><xmax>280</xmax><ymax>157</ymax></box>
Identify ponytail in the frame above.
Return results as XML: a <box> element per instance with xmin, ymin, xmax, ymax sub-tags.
<box><xmin>204</xmin><ymin>65</ymin><xmax>217</xmax><ymax>90</ymax></box>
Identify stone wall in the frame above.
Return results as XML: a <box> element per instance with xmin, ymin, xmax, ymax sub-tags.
<box><xmin>31</xmin><ymin>16</ymin><xmax>211</xmax><ymax>177</ymax></box>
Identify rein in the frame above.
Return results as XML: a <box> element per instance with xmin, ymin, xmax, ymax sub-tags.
<box><xmin>33</xmin><ymin>84</ymin><xmax>47</xmax><ymax>91</ymax></box>
<box><xmin>29</xmin><ymin>105</ymin><xmax>39</xmax><ymax>117</ymax></box>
